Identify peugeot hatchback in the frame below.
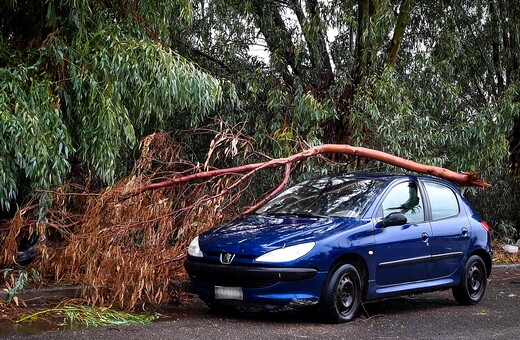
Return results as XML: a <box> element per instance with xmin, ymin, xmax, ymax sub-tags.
<box><xmin>184</xmin><ymin>173</ymin><xmax>492</xmax><ymax>323</ymax></box>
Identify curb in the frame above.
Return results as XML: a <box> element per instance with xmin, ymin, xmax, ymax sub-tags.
<box><xmin>493</xmin><ymin>263</ymin><xmax>520</xmax><ymax>268</ymax></box>
<box><xmin>0</xmin><ymin>285</ymin><xmax>82</xmax><ymax>304</ymax></box>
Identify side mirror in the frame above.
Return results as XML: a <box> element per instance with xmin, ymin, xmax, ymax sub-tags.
<box><xmin>379</xmin><ymin>212</ymin><xmax>407</xmax><ymax>228</ymax></box>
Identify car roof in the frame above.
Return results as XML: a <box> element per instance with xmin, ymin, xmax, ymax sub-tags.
<box><xmin>318</xmin><ymin>172</ymin><xmax>459</xmax><ymax>188</ymax></box>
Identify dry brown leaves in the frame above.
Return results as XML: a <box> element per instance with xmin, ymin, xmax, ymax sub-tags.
<box><xmin>0</xmin><ymin>130</ymin><xmax>264</xmax><ymax>309</ymax></box>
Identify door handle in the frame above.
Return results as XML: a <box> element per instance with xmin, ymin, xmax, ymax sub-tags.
<box><xmin>461</xmin><ymin>227</ymin><xmax>468</xmax><ymax>237</ymax></box>
<box><xmin>421</xmin><ymin>232</ymin><xmax>429</xmax><ymax>242</ymax></box>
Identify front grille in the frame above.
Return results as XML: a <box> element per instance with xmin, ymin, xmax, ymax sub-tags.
<box><xmin>196</xmin><ymin>272</ymin><xmax>278</xmax><ymax>288</ymax></box>
<box><xmin>205</xmin><ymin>252</ymin><xmax>257</xmax><ymax>260</ymax></box>
<box><xmin>185</xmin><ymin>259</ymin><xmax>317</xmax><ymax>288</ymax></box>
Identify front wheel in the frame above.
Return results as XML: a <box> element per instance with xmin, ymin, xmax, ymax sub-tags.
<box><xmin>452</xmin><ymin>255</ymin><xmax>487</xmax><ymax>305</ymax></box>
<box><xmin>321</xmin><ymin>264</ymin><xmax>362</xmax><ymax>323</ymax></box>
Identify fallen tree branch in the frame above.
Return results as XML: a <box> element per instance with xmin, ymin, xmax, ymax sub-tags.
<box><xmin>240</xmin><ymin>162</ymin><xmax>293</xmax><ymax>217</ymax></box>
<box><xmin>123</xmin><ymin>144</ymin><xmax>490</xmax><ymax>200</ymax></box>
<box><xmin>2</xmin><ymin>139</ymin><xmax>489</xmax><ymax>309</ymax></box>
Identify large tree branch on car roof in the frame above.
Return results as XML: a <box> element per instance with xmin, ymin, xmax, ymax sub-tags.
<box><xmin>122</xmin><ymin>144</ymin><xmax>490</xmax><ymax>200</ymax></box>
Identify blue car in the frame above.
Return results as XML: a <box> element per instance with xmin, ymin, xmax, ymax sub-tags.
<box><xmin>184</xmin><ymin>173</ymin><xmax>492</xmax><ymax>323</ymax></box>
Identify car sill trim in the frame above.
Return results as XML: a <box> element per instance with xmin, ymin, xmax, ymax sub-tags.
<box><xmin>378</xmin><ymin>251</ymin><xmax>464</xmax><ymax>268</ymax></box>
<box><xmin>378</xmin><ymin>255</ymin><xmax>431</xmax><ymax>268</ymax></box>
<box><xmin>431</xmin><ymin>251</ymin><xmax>464</xmax><ymax>260</ymax></box>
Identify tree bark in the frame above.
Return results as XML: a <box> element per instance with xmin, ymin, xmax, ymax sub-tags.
<box><xmin>355</xmin><ymin>0</ymin><xmax>370</xmax><ymax>81</ymax></box>
<box><xmin>489</xmin><ymin>0</ymin><xmax>505</xmax><ymax>96</ymax></box>
<box><xmin>252</xmin><ymin>1</ymin><xmax>301</xmax><ymax>88</ymax></box>
<box><xmin>510</xmin><ymin>116</ymin><xmax>520</xmax><ymax>174</ymax></box>
<box><xmin>124</xmin><ymin>144</ymin><xmax>490</xmax><ymax>200</ymax></box>
<box><xmin>290</xmin><ymin>0</ymin><xmax>334</xmax><ymax>90</ymax></box>
<box><xmin>387</xmin><ymin>0</ymin><xmax>413</xmax><ymax>66</ymax></box>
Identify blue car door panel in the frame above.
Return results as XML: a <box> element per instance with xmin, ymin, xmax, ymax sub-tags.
<box><xmin>374</xmin><ymin>221</ymin><xmax>432</xmax><ymax>286</ymax></box>
<box><xmin>424</xmin><ymin>181</ymin><xmax>470</xmax><ymax>278</ymax></box>
<box><xmin>374</xmin><ymin>181</ymin><xmax>432</xmax><ymax>286</ymax></box>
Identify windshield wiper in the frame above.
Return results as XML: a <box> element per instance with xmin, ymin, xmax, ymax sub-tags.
<box><xmin>269</xmin><ymin>212</ymin><xmax>327</xmax><ymax>218</ymax></box>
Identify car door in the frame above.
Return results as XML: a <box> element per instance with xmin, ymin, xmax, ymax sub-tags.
<box><xmin>422</xmin><ymin>180</ymin><xmax>470</xmax><ymax>278</ymax></box>
<box><xmin>374</xmin><ymin>180</ymin><xmax>432</xmax><ymax>286</ymax></box>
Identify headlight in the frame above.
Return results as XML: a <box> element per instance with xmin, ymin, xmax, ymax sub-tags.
<box><xmin>188</xmin><ymin>236</ymin><xmax>203</xmax><ymax>257</ymax></box>
<box><xmin>255</xmin><ymin>242</ymin><xmax>315</xmax><ymax>263</ymax></box>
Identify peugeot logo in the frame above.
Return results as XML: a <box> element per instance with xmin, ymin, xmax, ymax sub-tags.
<box><xmin>220</xmin><ymin>252</ymin><xmax>235</xmax><ymax>264</ymax></box>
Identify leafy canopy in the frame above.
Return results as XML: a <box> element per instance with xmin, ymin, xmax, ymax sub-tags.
<box><xmin>0</xmin><ymin>0</ymin><xmax>234</xmax><ymax>210</ymax></box>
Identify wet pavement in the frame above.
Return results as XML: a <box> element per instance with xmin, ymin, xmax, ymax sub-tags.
<box><xmin>1</xmin><ymin>264</ymin><xmax>519</xmax><ymax>339</ymax></box>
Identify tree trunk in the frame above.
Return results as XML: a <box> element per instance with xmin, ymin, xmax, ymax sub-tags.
<box><xmin>387</xmin><ymin>0</ymin><xmax>413</xmax><ymax>66</ymax></box>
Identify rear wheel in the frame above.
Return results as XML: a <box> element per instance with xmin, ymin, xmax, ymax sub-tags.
<box><xmin>321</xmin><ymin>264</ymin><xmax>362</xmax><ymax>323</ymax></box>
<box><xmin>452</xmin><ymin>255</ymin><xmax>487</xmax><ymax>305</ymax></box>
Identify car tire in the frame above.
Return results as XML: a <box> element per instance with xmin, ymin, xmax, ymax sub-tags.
<box><xmin>16</xmin><ymin>232</ymin><xmax>39</xmax><ymax>265</ymax></box>
<box><xmin>452</xmin><ymin>255</ymin><xmax>487</xmax><ymax>305</ymax></box>
<box><xmin>321</xmin><ymin>264</ymin><xmax>362</xmax><ymax>323</ymax></box>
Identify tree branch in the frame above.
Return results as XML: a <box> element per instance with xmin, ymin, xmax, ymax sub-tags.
<box><xmin>122</xmin><ymin>143</ymin><xmax>490</xmax><ymax>200</ymax></box>
<box><xmin>240</xmin><ymin>162</ymin><xmax>292</xmax><ymax>216</ymax></box>
<box><xmin>291</xmin><ymin>0</ymin><xmax>334</xmax><ymax>90</ymax></box>
<box><xmin>252</xmin><ymin>1</ymin><xmax>302</xmax><ymax>87</ymax></box>
<box><xmin>387</xmin><ymin>0</ymin><xmax>413</xmax><ymax>66</ymax></box>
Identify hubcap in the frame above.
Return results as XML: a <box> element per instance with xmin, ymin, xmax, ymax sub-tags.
<box><xmin>468</xmin><ymin>264</ymin><xmax>482</xmax><ymax>295</ymax></box>
<box><xmin>336</xmin><ymin>274</ymin><xmax>355</xmax><ymax>314</ymax></box>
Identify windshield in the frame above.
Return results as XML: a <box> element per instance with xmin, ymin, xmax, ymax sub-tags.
<box><xmin>256</xmin><ymin>177</ymin><xmax>385</xmax><ymax>218</ymax></box>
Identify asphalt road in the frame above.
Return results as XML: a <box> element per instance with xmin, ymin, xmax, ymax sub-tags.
<box><xmin>2</xmin><ymin>265</ymin><xmax>520</xmax><ymax>340</ymax></box>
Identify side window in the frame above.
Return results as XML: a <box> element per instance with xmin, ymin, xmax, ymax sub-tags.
<box><xmin>424</xmin><ymin>182</ymin><xmax>460</xmax><ymax>220</ymax></box>
<box><xmin>381</xmin><ymin>181</ymin><xmax>424</xmax><ymax>223</ymax></box>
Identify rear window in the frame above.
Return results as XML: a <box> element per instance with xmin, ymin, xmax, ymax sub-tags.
<box><xmin>424</xmin><ymin>182</ymin><xmax>460</xmax><ymax>220</ymax></box>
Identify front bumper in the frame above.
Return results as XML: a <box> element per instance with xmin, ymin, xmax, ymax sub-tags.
<box><xmin>184</xmin><ymin>259</ymin><xmax>328</xmax><ymax>306</ymax></box>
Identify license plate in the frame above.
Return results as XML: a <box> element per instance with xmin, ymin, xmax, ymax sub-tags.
<box><xmin>214</xmin><ymin>286</ymin><xmax>243</xmax><ymax>300</ymax></box>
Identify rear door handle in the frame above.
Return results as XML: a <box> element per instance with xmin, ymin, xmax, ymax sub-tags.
<box><xmin>461</xmin><ymin>227</ymin><xmax>468</xmax><ymax>237</ymax></box>
<box><xmin>421</xmin><ymin>232</ymin><xmax>429</xmax><ymax>242</ymax></box>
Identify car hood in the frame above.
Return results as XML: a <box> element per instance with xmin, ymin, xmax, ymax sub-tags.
<box><xmin>198</xmin><ymin>214</ymin><xmax>362</xmax><ymax>256</ymax></box>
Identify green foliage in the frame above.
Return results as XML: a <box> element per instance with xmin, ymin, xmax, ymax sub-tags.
<box><xmin>494</xmin><ymin>221</ymin><xmax>518</xmax><ymax>245</ymax></box>
<box><xmin>17</xmin><ymin>304</ymin><xmax>161</xmax><ymax>326</ymax></box>
<box><xmin>0</xmin><ymin>65</ymin><xmax>71</xmax><ymax>210</ymax></box>
<box><xmin>265</xmin><ymin>83</ymin><xmax>335</xmax><ymax>157</ymax></box>
<box><xmin>57</xmin><ymin>25</ymin><xmax>225</xmax><ymax>182</ymax></box>
<box><xmin>350</xmin><ymin>67</ymin><xmax>517</xmax><ymax>175</ymax></box>
<box><xmin>1</xmin><ymin>267</ymin><xmax>40</xmax><ymax>305</ymax></box>
<box><xmin>1</xmin><ymin>0</ymin><xmax>520</xmax><ymax>241</ymax></box>
<box><xmin>466</xmin><ymin>176</ymin><xmax>520</xmax><ymax>243</ymax></box>
<box><xmin>0</xmin><ymin>0</ymin><xmax>234</xmax><ymax>209</ymax></box>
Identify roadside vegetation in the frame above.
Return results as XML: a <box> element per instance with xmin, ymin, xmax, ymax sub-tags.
<box><xmin>16</xmin><ymin>302</ymin><xmax>161</xmax><ymax>326</ymax></box>
<box><xmin>1</xmin><ymin>0</ymin><xmax>519</xmax><ymax>312</ymax></box>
